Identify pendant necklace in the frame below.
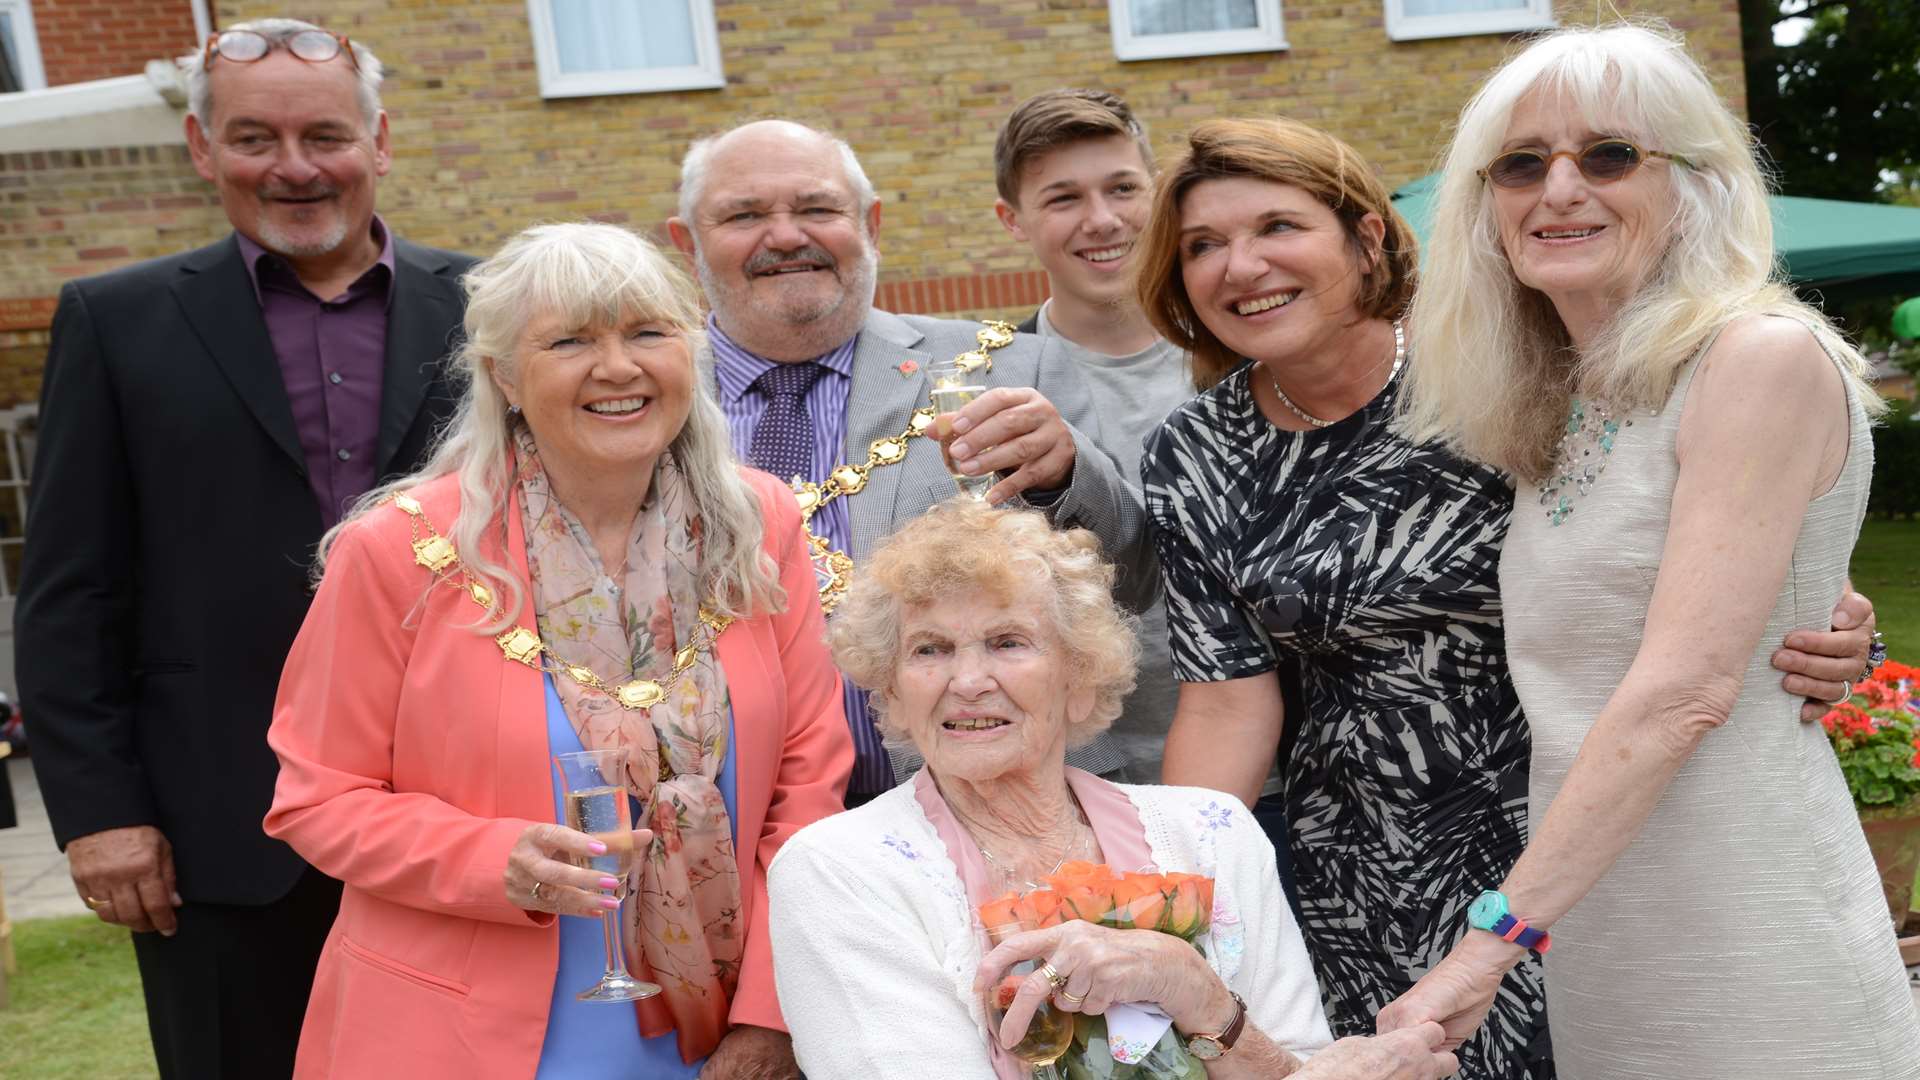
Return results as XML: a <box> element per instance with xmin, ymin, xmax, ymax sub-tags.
<box><xmin>1269</xmin><ymin>318</ymin><xmax>1406</xmax><ymax>429</ymax></box>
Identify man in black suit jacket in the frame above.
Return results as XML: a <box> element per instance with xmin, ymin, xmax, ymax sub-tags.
<box><xmin>16</xmin><ymin>19</ymin><xmax>474</xmax><ymax>1078</ymax></box>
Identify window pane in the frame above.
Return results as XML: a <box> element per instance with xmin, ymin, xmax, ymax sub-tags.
<box><xmin>1400</xmin><ymin>0</ymin><xmax>1527</xmax><ymax>14</ymax></box>
<box><xmin>551</xmin><ymin>0</ymin><xmax>697</xmax><ymax>74</ymax></box>
<box><xmin>0</xmin><ymin>12</ymin><xmax>23</xmax><ymax>94</ymax></box>
<box><xmin>1127</xmin><ymin>0</ymin><xmax>1259</xmax><ymax>35</ymax></box>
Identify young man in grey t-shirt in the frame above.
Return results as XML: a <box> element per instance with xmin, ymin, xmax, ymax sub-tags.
<box><xmin>992</xmin><ymin>90</ymin><xmax>1190</xmax><ymax>785</ymax></box>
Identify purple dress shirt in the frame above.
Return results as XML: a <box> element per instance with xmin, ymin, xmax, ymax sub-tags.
<box><xmin>236</xmin><ymin>217</ymin><xmax>396</xmax><ymax>530</ymax></box>
<box><xmin>709</xmin><ymin>317</ymin><xmax>894</xmax><ymax>795</ymax></box>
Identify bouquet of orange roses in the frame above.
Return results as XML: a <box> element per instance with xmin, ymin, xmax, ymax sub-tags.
<box><xmin>979</xmin><ymin>862</ymin><xmax>1216</xmax><ymax>1080</ymax></box>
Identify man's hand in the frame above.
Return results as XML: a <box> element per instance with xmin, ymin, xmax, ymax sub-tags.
<box><xmin>67</xmin><ymin>825</ymin><xmax>181</xmax><ymax>935</ymax></box>
<box><xmin>1772</xmin><ymin>589</ymin><xmax>1876</xmax><ymax>720</ymax></box>
<box><xmin>941</xmin><ymin>387</ymin><xmax>1077</xmax><ymax>504</ymax></box>
<box><xmin>698</xmin><ymin>1024</ymin><xmax>800</xmax><ymax>1079</ymax></box>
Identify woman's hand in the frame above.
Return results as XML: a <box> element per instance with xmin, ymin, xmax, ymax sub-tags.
<box><xmin>503</xmin><ymin>823</ymin><xmax>650</xmax><ymax>917</ymax></box>
<box><xmin>1374</xmin><ymin>934</ymin><xmax>1522</xmax><ymax>1051</ymax></box>
<box><xmin>974</xmin><ymin>920</ymin><xmax>1225</xmax><ymax>1049</ymax></box>
<box><xmin>1299</xmin><ymin>1024</ymin><xmax>1459</xmax><ymax>1079</ymax></box>
<box><xmin>1773</xmin><ymin>588</ymin><xmax>1876</xmax><ymax>720</ymax></box>
<box><xmin>698</xmin><ymin>1024</ymin><xmax>800</xmax><ymax>1079</ymax></box>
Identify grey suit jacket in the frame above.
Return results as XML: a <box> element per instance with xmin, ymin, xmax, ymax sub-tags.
<box><xmin>709</xmin><ymin>309</ymin><xmax>1158</xmax><ymax>780</ymax></box>
<box><xmin>841</xmin><ymin>310</ymin><xmax>1156</xmax><ymax>607</ymax></box>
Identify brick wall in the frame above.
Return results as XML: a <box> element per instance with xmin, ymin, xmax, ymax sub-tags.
<box><xmin>223</xmin><ymin>0</ymin><xmax>1747</xmax><ymax>307</ymax></box>
<box><xmin>0</xmin><ymin>0</ymin><xmax>1745</xmax><ymax>409</ymax></box>
<box><xmin>31</xmin><ymin>0</ymin><xmax>199</xmax><ymax>87</ymax></box>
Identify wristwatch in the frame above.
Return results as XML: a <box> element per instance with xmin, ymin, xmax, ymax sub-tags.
<box><xmin>1185</xmin><ymin>990</ymin><xmax>1246</xmax><ymax>1060</ymax></box>
<box><xmin>1466</xmin><ymin>890</ymin><xmax>1552</xmax><ymax>954</ymax></box>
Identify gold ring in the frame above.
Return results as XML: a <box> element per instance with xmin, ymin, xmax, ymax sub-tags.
<box><xmin>530</xmin><ymin>881</ymin><xmax>547</xmax><ymax>902</ymax></box>
<box><xmin>84</xmin><ymin>895</ymin><xmax>110</xmax><ymax>910</ymax></box>
<box><xmin>1038</xmin><ymin>961</ymin><xmax>1067</xmax><ymax>991</ymax></box>
<box><xmin>1058</xmin><ymin>987</ymin><xmax>1087</xmax><ymax>1005</ymax></box>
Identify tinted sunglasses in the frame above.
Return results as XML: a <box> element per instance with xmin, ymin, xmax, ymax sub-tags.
<box><xmin>203</xmin><ymin>29</ymin><xmax>361</xmax><ymax>73</ymax></box>
<box><xmin>1478</xmin><ymin>139</ymin><xmax>1691</xmax><ymax>189</ymax></box>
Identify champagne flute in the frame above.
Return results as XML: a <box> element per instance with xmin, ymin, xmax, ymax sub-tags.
<box><xmin>928</xmin><ymin>357</ymin><xmax>995</xmax><ymax>500</ymax></box>
<box><xmin>552</xmin><ymin>747</ymin><xmax>659</xmax><ymax>1002</ymax></box>
<box><xmin>982</xmin><ymin>920</ymin><xmax>1074</xmax><ymax>1078</ymax></box>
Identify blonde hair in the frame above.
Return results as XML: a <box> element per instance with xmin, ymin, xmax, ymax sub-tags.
<box><xmin>1135</xmin><ymin>117</ymin><xmax>1419</xmax><ymax>391</ymax></box>
<box><xmin>320</xmin><ymin>222</ymin><xmax>782</xmax><ymax>628</ymax></box>
<box><xmin>828</xmin><ymin>499</ymin><xmax>1138</xmax><ymax>750</ymax></box>
<box><xmin>1397</xmin><ymin>21</ymin><xmax>1884</xmax><ymax>483</ymax></box>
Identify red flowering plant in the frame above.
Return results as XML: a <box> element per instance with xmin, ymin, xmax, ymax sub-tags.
<box><xmin>979</xmin><ymin>862</ymin><xmax>1215</xmax><ymax>1080</ymax></box>
<box><xmin>1822</xmin><ymin>659</ymin><xmax>1920</xmax><ymax>813</ymax></box>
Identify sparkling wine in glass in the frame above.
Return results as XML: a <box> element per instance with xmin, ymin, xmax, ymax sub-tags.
<box><xmin>553</xmin><ymin>747</ymin><xmax>659</xmax><ymax>1003</ymax></box>
<box><xmin>928</xmin><ymin>358</ymin><xmax>995</xmax><ymax>500</ymax></box>
<box><xmin>982</xmin><ymin>921</ymin><xmax>1073</xmax><ymax>1078</ymax></box>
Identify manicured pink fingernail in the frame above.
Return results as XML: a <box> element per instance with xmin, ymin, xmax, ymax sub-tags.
<box><xmin>951</xmin><ymin>442</ymin><xmax>972</xmax><ymax>459</ymax></box>
<box><xmin>599</xmin><ymin>896</ymin><xmax>621</xmax><ymax>909</ymax></box>
<box><xmin>598</xmin><ymin>876</ymin><xmax>620</xmax><ymax>890</ymax></box>
<box><xmin>953</xmin><ymin>417</ymin><xmax>973</xmax><ymax>434</ymax></box>
<box><xmin>588</xmin><ymin>841</ymin><xmax>607</xmax><ymax>854</ymax></box>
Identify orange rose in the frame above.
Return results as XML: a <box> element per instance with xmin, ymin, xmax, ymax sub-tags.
<box><xmin>993</xmin><ymin>973</ymin><xmax>1025</xmax><ymax>1011</ymax></box>
<box><xmin>1164</xmin><ymin>874</ymin><xmax>1212</xmax><ymax>939</ymax></box>
<box><xmin>979</xmin><ymin>892</ymin><xmax>1028</xmax><ymax>933</ymax></box>
<box><xmin>1056</xmin><ymin>881</ymin><xmax>1117</xmax><ymax>924</ymax></box>
<box><xmin>1027</xmin><ymin>889</ymin><xmax>1066</xmax><ymax>928</ymax></box>
<box><xmin>1115</xmin><ymin>887</ymin><xmax>1169</xmax><ymax>931</ymax></box>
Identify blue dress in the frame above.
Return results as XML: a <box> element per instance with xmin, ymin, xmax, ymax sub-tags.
<box><xmin>535</xmin><ymin>675</ymin><xmax>739</xmax><ymax>1079</ymax></box>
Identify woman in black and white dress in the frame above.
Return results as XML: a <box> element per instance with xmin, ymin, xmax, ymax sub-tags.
<box><xmin>1132</xmin><ymin>117</ymin><xmax>1878</xmax><ymax>1080</ymax></box>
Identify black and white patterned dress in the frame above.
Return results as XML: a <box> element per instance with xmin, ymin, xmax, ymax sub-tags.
<box><xmin>1141</xmin><ymin>362</ymin><xmax>1552</xmax><ymax>1080</ymax></box>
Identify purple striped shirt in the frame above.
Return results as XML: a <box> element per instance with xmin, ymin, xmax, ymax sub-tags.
<box><xmin>708</xmin><ymin>318</ymin><xmax>892</xmax><ymax>794</ymax></box>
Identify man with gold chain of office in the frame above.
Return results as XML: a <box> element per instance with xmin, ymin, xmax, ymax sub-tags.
<box><xmin>669</xmin><ymin>119</ymin><xmax>1154</xmax><ymax>809</ymax></box>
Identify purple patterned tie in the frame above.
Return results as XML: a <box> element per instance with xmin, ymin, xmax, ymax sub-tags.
<box><xmin>746</xmin><ymin>361</ymin><xmax>825</xmax><ymax>486</ymax></box>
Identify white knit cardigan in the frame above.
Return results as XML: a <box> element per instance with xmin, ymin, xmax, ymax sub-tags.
<box><xmin>768</xmin><ymin>781</ymin><xmax>1334</xmax><ymax>1077</ymax></box>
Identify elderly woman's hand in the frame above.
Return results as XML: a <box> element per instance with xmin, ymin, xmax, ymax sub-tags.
<box><xmin>1299</xmin><ymin>1025</ymin><xmax>1459</xmax><ymax>1080</ymax></box>
<box><xmin>1375</xmin><ymin>933</ymin><xmax>1519</xmax><ymax>1052</ymax></box>
<box><xmin>504</xmin><ymin>823</ymin><xmax>651</xmax><ymax>918</ymax></box>
<box><xmin>697</xmin><ymin>1024</ymin><xmax>801</xmax><ymax>1079</ymax></box>
<box><xmin>974</xmin><ymin>919</ymin><xmax>1227</xmax><ymax>1049</ymax></box>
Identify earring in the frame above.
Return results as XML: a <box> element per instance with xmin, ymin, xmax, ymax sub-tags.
<box><xmin>507</xmin><ymin>404</ymin><xmax>522</xmax><ymax>417</ymax></box>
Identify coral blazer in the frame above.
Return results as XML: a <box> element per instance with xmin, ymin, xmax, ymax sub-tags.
<box><xmin>264</xmin><ymin>467</ymin><xmax>851</xmax><ymax>1079</ymax></box>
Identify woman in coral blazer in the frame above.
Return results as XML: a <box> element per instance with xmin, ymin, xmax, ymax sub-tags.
<box><xmin>265</xmin><ymin>223</ymin><xmax>850</xmax><ymax>1079</ymax></box>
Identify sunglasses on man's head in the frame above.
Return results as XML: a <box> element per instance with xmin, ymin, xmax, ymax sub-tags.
<box><xmin>203</xmin><ymin>29</ymin><xmax>361</xmax><ymax>73</ymax></box>
<box><xmin>1477</xmin><ymin>139</ymin><xmax>1691</xmax><ymax>189</ymax></box>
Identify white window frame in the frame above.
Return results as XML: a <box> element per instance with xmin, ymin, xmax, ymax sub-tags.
<box><xmin>525</xmin><ymin>0</ymin><xmax>725</xmax><ymax>99</ymax></box>
<box><xmin>1108</xmin><ymin>0</ymin><xmax>1287</xmax><ymax>62</ymax></box>
<box><xmin>0</xmin><ymin>0</ymin><xmax>47</xmax><ymax>93</ymax></box>
<box><xmin>1383</xmin><ymin>0</ymin><xmax>1554</xmax><ymax>42</ymax></box>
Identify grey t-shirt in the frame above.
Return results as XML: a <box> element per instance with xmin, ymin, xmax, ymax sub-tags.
<box><xmin>1035</xmin><ymin>303</ymin><xmax>1192</xmax><ymax>782</ymax></box>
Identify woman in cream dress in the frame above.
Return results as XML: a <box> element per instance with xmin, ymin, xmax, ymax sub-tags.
<box><xmin>1383</xmin><ymin>23</ymin><xmax>1920</xmax><ymax>1079</ymax></box>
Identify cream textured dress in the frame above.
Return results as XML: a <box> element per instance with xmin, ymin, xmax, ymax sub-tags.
<box><xmin>1501</xmin><ymin>321</ymin><xmax>1920</xmax><ymax>1079</ymax></box>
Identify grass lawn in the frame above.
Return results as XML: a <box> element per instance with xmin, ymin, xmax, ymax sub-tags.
<box><xmin>1853</xmin><ymin>518</ymin><xmax>1920</xmax><ymax>660</ymax></box>
<box><xmin>0</xmin><ymin>916</ymin><xmax>156</xmax><ymax>1080</ymax></box>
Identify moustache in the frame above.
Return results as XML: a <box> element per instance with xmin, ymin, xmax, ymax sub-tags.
<box><xmin>746</xmin><ymin>245</ymin><xmax>836</xmax><ymax>275</ymax></box>
<box><xmin>258</xmin><ymin>184</ymin><xmax>341</xmax><ymax>201</ymax></box>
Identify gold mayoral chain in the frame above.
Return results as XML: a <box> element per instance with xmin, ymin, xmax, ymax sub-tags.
<box><xmin>388</xmin><ymin>492</ymin><xmax>731</xmax><ymax>713</ymax></box>
<box><xmin>791</xmin><ymin>320</ymin><xmax>1014</xmax><ymax>615</ymax></box>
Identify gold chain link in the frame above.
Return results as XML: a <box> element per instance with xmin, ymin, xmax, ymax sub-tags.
<box><xmin>791</xmin><ymin>320</ymin><xmax>1015</xmax><ymax>614</ymax></box>
<box><xmin>388</xmin><ymin>493</ymin><xmax>732</xmax><ymax>712</ymax></box>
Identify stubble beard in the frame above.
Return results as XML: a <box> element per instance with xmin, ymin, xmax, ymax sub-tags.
<box><xmin>697</xmin><ymin>241</ymin><xmax>880</xmax><ymax>362</ymax></box>
<box><xmin>254</xmin><ymin>208</ymin><xmax>352</xmax><ymax>261</ymax></box>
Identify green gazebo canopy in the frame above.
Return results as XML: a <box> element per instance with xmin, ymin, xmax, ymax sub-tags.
<box><xmin>1390</xmin><ymin>174</ymin><xmax>1920</xmax><ymax>292</ymax></box>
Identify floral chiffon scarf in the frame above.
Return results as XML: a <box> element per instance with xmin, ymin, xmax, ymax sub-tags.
<box><xmin>515</xmin><ymin>427</ymin><xmax>741</xmax><ymax>1062</ymax></box>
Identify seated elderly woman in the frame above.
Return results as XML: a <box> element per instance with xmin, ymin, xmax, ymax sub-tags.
<box><xmin>264</xmin><ymin>222</ymin><xmax>850</xmax><ymax>1079</ymax></box>
<box><xmin>1384</xmin><ymin>22</ymin><xmax>1920</xmax><ymax>1078</ymax></box>
<box><xmin>769</xmin><ymin>499</ymin><xmax>1460</xmax><ymax>1080</ymax></box>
